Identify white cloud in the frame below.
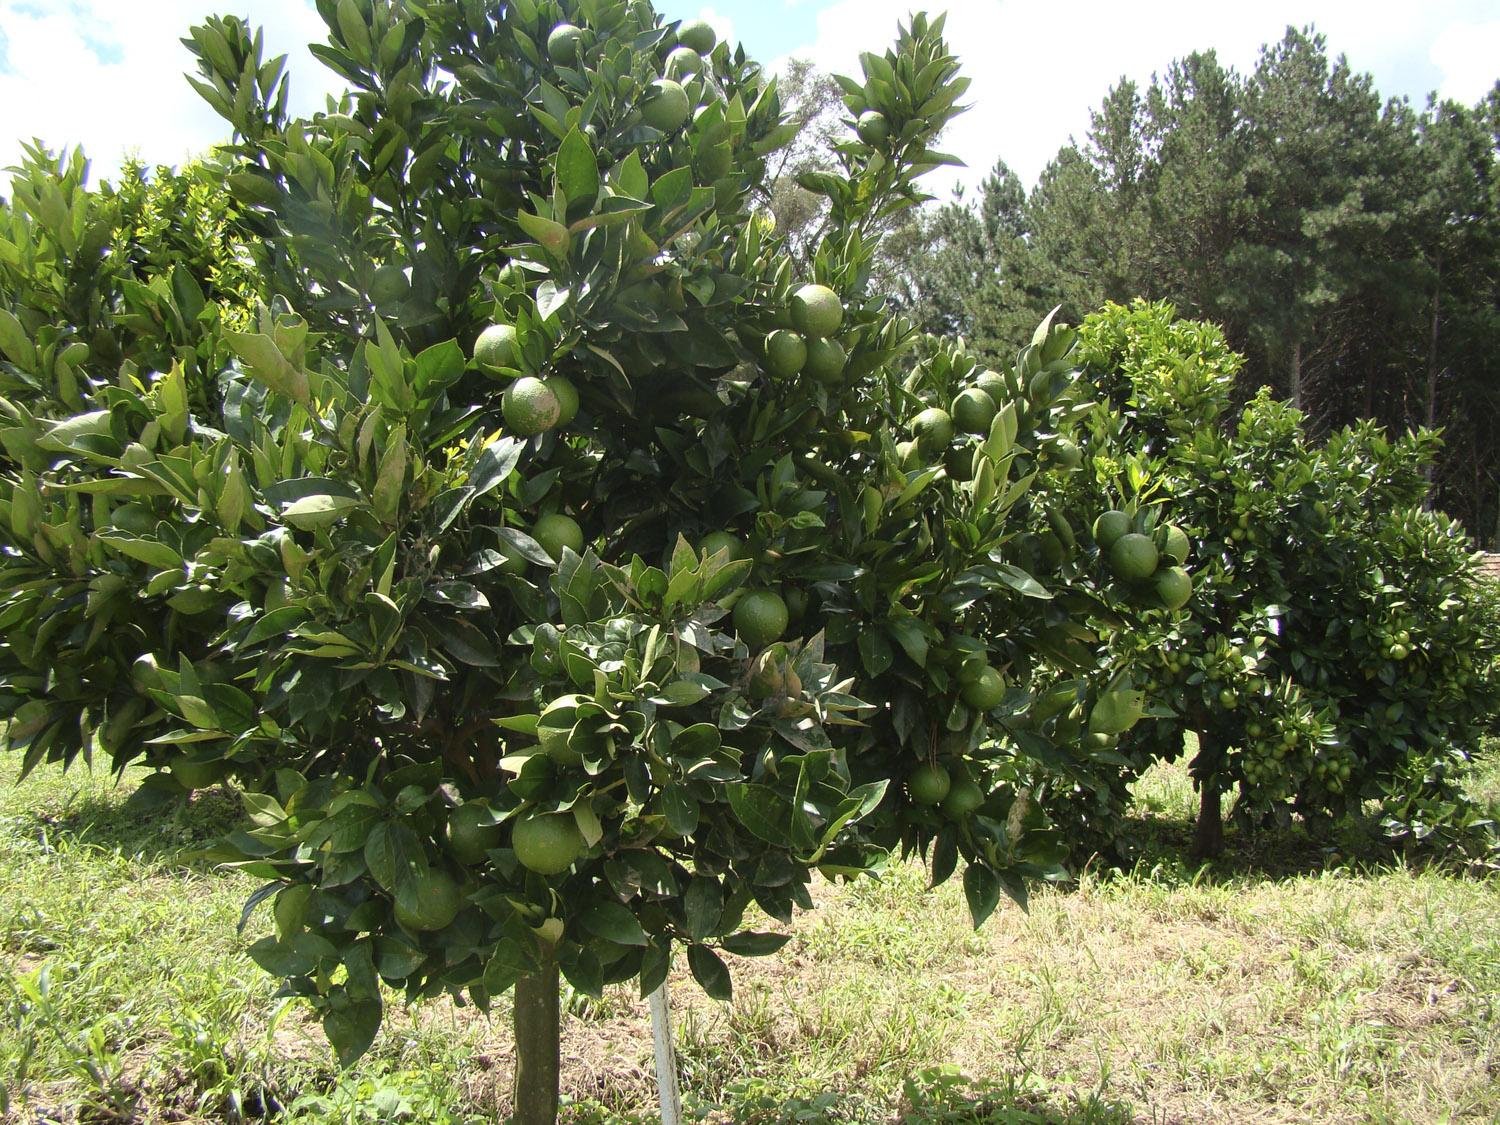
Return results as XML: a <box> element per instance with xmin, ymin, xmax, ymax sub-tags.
<box><xmin>787</xmin><ymin>0</ymin><xmax>1497</xmax><ymax>197</ymax></box>
<box><xmin>0</xmin><ymin>0</ymin><xmax>341</xmax><ymax>188</ymax></box>
<box><xmin>1431</xmin><ymin>19</ymin><xmax>1500</xmax><ymax>104</ymax></box>
<box><xmin>3</xmin><ymin>0</ymin><xmax>1492</xmax><ymax>202</ymax></box>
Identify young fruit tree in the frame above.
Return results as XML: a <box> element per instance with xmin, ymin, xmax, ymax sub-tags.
<box><xmin>1069</xmin><ymin>301</ymin><xmax>1500</xmax><ymax>862</ymax></box>
<box><xmin>0</xmin><ymin>4</ymin><xmax>1175</xmax><ymax>1117</ymax></box>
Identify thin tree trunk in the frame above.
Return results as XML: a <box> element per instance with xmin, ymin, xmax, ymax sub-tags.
<box><xmin>513</xmin><ymin>957</ymin><xmax>560</xmax><ymax>1125</ymax></box>
<box><xmin>1492</xmin><ymin>481</ymin><xmax>1500</xmax><ymax>551</ymax></box>
<box><xmin>1192</xmin><ymin>784</ymin><xmax>1225</xmax><ymax>860</ymax></box>
<box><xmin>1424</xmin><ymin>254</ymin><xmax>1442</xmax><ymax>495</ymax></box>
<box><xmin>1289</xmin><ymin>339</ymin><xmax>1303</xmax><ymax>412</ymax></box>
<box><xmin>1425</xmin><ymin>257</ymin><xmax>1442</xmax><ymax>430</ymax></box>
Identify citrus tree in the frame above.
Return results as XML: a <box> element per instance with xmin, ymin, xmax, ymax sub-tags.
<box><xmin>1070</xmin><ymin>301</ymin><xmax>1500</xmax><ymax>861</ymax></box>
<box><xmin>891</xmin><ymin>322</ymin><xmax>1196</xmax><ymax>866</ymax></box>
<box><xmin>0</xmin><ymin>5</ymin><xmax>1171</xmax><ymax>1118</ymax></box>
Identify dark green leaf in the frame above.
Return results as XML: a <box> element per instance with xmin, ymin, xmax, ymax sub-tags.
<box><xmin>581</xmin><ymin>900</ymin><xmax>648</xmax><ymax>946</ymax></box>
<box><xmin>686</xmin><ymin>944</ymin><xmax>732</xmax><ymax>1001</ymax></box>
<box><xmin>719</xmin><ymin>931</ymin><xmax>791</xmax><ymax>957</ymax></box>
<box><xmin>962</xmin><ymin>863</ymin><xmax>1002</xmax><ymax>929</ymax></box>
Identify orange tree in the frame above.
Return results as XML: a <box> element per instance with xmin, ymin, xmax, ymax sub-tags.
<box><xmin>1066</xmin><ymin>301</ymin><xmax>1500</xmax><ymax>862</ymax></box>
<box><xmin>0</xmin><ymin>5</ymin><xmax>1168</xmax><ymax>1117</ymax></box>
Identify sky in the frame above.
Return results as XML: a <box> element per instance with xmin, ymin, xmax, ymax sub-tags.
<box><xmin>2</xmin><ymin>0</ymin><xmax>1498</xmax><ymax>199</ymax></box>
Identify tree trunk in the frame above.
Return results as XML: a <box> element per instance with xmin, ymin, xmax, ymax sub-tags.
<box><xmin>1424</xmin><ymin>254</ymin><xmax>1442</xmax><ymax>495</ymax></box>
<box><xmin>513</xmin><ymin>956</ymin><xmax>561</xmax><ymax>1125</ymax></box>
<box><xmin>1492</xmin><ymin>481</ymin><xmax>1500</xmax><ymax>551</ymax></box>
<box><xmin>1192</xmin><ymin>784</ymin><xmax>1225</xmax><ymax>860</ymax></box>
<box><xmin>1288</xmin><ymin>339</ymin><xmax>1303</xmax><ymax>411</ymax></box>
<box><xmin>1425</xmin><ymin>257</ymin><xmax>1442</xmax><ymax>431</ymax></box>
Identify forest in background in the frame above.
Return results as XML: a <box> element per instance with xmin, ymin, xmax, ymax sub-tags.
<box><xmin>773</xmin><ymin>29</ymin><xmax>1500</xmax><ymax>544</ymax></box>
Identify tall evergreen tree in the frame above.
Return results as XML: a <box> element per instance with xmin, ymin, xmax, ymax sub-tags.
<box><xmin>885</xmin><ymin>29</ymin><xmax>1499</xmax><ymax>540</ymax></box>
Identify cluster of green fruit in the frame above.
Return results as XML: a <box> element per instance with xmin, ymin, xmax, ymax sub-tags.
<box><xmin>1370</xmin><ymin>621</ymin><xmax>1415</xmax><ymax>664</ymax></box>
<box><xmin>1225</xmin><ymin>505</ymin><xmax>1253</xmax><ymax>543</ymax></box>
<box><xmin>903</xmin><ymin>637</ymin><xmax>1007</xmax><ymax>818</ymax></box>
<box><xmin>763</xmin><ymin>284</ymin><xmax>850</xmax><ymax>387</ymax></box>
<box><xmin>335</xmin><ymin>799</ymin><xmax>582</xmax><ymax>932</ymax></box>
<box><xmin>1090</xmin><ymin>509</ymin><xmax>1193</xmax><ymax>610</ymax></box>
<box><xmin>1240</xmin><ymin>706</ymin><xmax>1330</xmax><ymax>793</ymax></box>
<box><xmin>548</xmin><ymin>17</ymin><xmax>719</xmax><ymax>135</ymax></box>
<box><xmin>474</xmin><ymin>323</ymin><xmax>581</xmax><ymax>438</ymax></box>
<box><xmin>895</xmin><ymin>368</ymin><xmax>1007</xmax><ymax>478</ymax></box>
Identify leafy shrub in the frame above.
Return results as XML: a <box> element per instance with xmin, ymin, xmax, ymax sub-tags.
<box><xmin>1070</xmin><ymin>300</ymin><xmax>1500</xmax><ymax>860</ymax></box>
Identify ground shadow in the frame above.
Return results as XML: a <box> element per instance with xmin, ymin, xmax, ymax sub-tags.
<box><xmin>10</xmin><ymin>780</ymin><xmax>241</xmax><ymax>868</ymax></box>
<box><xmin>1102</xmin><ymin>807</ymin><xmax>1450</xmax><ymax>885</ymax></box>
<box><xmin>562</xmin><ymin>1068</ymin><xmax>1146</xmax><ymax>1124</ymax></box>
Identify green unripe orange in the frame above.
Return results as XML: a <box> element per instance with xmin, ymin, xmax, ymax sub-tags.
<box><xmin>533</xmin><ymin>513</ymin><xmax>584</xmax><ymax>560</ymax></box>
<box><xmin>497</xmin><ymin>261</ymin><xmax>528</xmax><ymax>290</ymax></box>
<box><xmin>1154</xmin><ymin>566</ymin><xmax>1193</xmax><ymax>610</ymax></box>
<box><xmin>495</xmin><ymin>536</ymin><xmax>530</xmax><ymax>575</ymax></box>
<box><xmin>696</xmin><ymin>142</ymin><xmax>732</xmax><ymax>181</ymax></box>
<box><xmin>503</xmin><ymin>377</ymin><xmax>561</xmax><ymax>436</ymax></box>
<box><xmin>765</xmin><ymin>330</ymin><xmax>808</xmax><ymax>377</ymax></box>
<box><xmin>960</xmin><ymin>665</ymin><xmax>1005</xmax><ymax>711</ymax></box>
<box><xmin>1109</xmin><ymin>533</ymin><xmax>1160</xmax><ymax>581</ymax></box>
<box><xmin>446</xmin><ymin>803</ymin><xmax>503</xmax><ymax>865</ymax></box>
<box><xmin>952</xmin><ymin>387</ymin><xmax>996</xmax><ymax>434</ymax></box>
<box><xmin>512</xmin><ymin>813</ymin><xmax>585</xmax><ymax>875</ymax></box>
<box><xmin>908</xmin><ymin>763</ymin><xmax>951</xmax><ymax>806</ymax></box>
<box><xmin>474</xmin><ymin>323</ymin><xmax>519</xmax><ymax>371</ymax></box>
<box><xmin>734</xmin><ymin>589</ymin><xmax>789</xmax><ymax>649</ymax></box>
<box><xmin>537</xmin><ymin>695</ymin><xmax>589</xmax><ymax>766</ymax></box>
<box><xmin>944</xmin><ymin>443</ymin><xmax>976</xmax><ymax>482</ymax></box>
<box><xmin>547</xmin><ymin>23</ymin><xmax>584</xmax><ymax>64</ymax></box>
<box><xmin>543</xmin><ymin>375</ymin><xmax>579</xmax><ymax>426</ymax></box>
<box><xmin>642</xmin><ymin>79</ymin><xmax>690</xmax><ymax>132</ymax></box>
<box><xmin>856</xmin><ymin>110</ymin><xmax>890</xmax><ymax>145</ymax></box>
<box><xmin>676</xmin><ymin>19</ymin><xmax>717</xmax><ymax>53</ymax></box>
<box><xmin>370</xmin><ymin>264</ymin><xmax>409</xmax><ymax>305</ymax></box>
<box><xmin>975</xmin><ymin>369</ymin><xmax>1008</xmax><ymax>405</ymax></box>
<box><xmin>790</xmin><ymin>284</ymin><xmax>843</xmax><ymax>338</ymax></box>
<box><xmin>803</xmin><ymin>337</ymin><xmax>847</xmax><ymax>385</ymax></box>
<box><xmin>1047</xmin><ymin>437</ymin><xmax>1082</xmax><ymax>469</ymax></box>
<box><xmin>941</xmin><ymin>779</ymin><xmax>985</xmax><ymax>818</ymax></box>
<box><xmin>699</xmin><ymin>530</ymin><xmax>748</xmax><ymax>561</ymax></box>
<box><xmin>395</xmin><ymin>870</ymin><xmax>464</xmax><ymax>932</ymax></box>
<box><xmin>1038</xmin><ymin>531</ymin><xmax>1066</xmax><ymax>571</ymax></box>
<box><xmin>747</xmin><ymin>644</ymin><xmax>791</xmax><ymax>699</ymax></box>
<box><xmin>1092</xmin><ymin>509</ymin><xmax>1130</xmax><ymax>549</ymax></box>
<box><xmin>910</xmin><ymin>407</ymin><xmax>954</xmax><ymax>454</ymax></box>
<box><xmin>1161</xmin><ymin>525</ymin><xmax>1190</xmax><ymax>566</ymax></box>
<box><xmin>664</xmin><ymin>46</ymin><xmax>702</xmax><ymax>78</ymax></box>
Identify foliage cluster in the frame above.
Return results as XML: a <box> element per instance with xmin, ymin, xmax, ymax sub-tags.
<box><xmin>1054</xmin><ymin>301</ymin><xmax>1500</xmax><ymax>863</ymax></box>
<box><xmin>0</xmin><ymin>0</ymin><xmax>1160</xmax><ymax>1091</ymax></box>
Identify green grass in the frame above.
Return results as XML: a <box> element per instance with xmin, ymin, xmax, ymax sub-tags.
<box><xmin>2</xmin><ymin>752</ymin><xmax>1498</xmax><ymax>1123</ymax></box>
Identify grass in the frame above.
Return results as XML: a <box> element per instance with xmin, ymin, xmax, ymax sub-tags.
<box><xmin>1</xmin><ymin>750</ymin><xmax>1497</xmax><ymax>1123</ymax></box>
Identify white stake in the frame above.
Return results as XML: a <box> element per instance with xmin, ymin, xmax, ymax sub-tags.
<box><xmin>648</xmin><ymin>977</ymin><xmax>682</xmax><ymax>1125</ymax></box>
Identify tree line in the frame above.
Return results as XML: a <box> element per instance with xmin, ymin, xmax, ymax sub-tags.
<box><xmin>860</xmin><ymin>28</ymin><xmax>1500</xmax><ymax>545</ymax></box>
